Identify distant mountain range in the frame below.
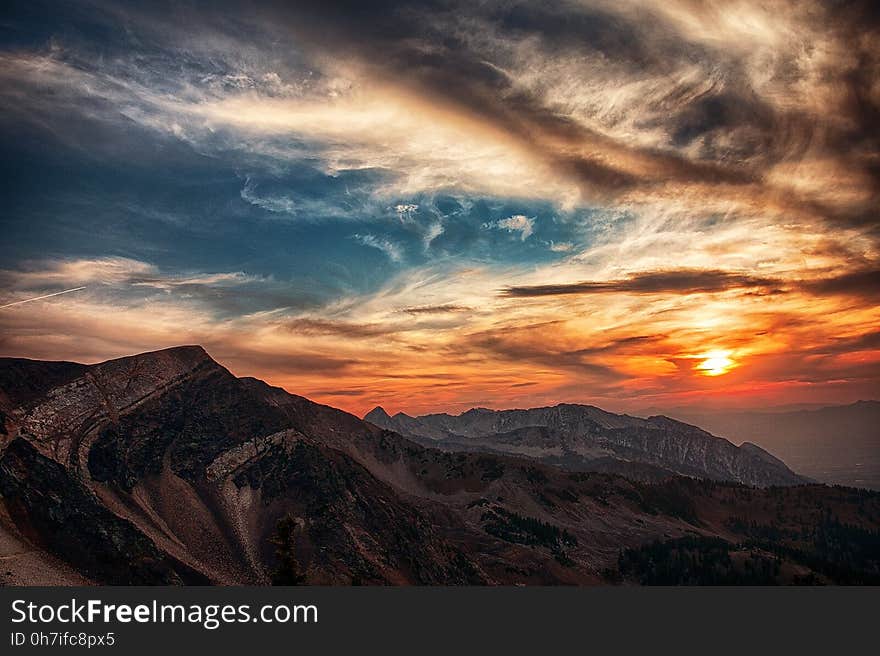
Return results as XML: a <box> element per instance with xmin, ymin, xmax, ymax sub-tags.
<box><xmin>364</xmin><ymin>404</ymin><xmax>807</xmax><ymax>487</ymax></box>
<box><xmin>660</xmin><ymin>403</ymin><xmax>880</xmax><ymax>490</ymax></box>
<box><xmin>2</xmin><ymin>346</ymin><xmax>878</xmax><ymax>585</ymax></box>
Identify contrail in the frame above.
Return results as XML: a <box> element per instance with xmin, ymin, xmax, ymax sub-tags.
<box><xmin>0</xmin><ymin>286</ymin><xmax>87</xmax><ymax>310</ymax></box>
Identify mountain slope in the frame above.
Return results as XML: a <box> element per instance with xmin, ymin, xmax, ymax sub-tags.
<box><xmin>664</xmin><ymin>402</ymin><xmax>880</xmax><ymax>490</ymax></box>
<box><xmin>364</xmin><ymin>404</ymin><xmax>807</xmax><ymax>487</ymax></box>
<box><xmin>1</xmin><ymin>347</ymin><xmax>877</xmax><ymax>585</ymax></box>
<box><xmin>0</xmin><ymin>347</ymin><xmax>480</xmax><ymax>585</ymax></box>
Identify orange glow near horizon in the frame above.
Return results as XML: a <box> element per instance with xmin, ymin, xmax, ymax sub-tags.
<box><xmin>1</xmin><ymin>261</ymin><xmax>879</xmax><ymax>418</ymax></box>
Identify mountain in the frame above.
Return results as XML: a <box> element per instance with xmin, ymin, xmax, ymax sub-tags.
<box><xmin>364</xmin><ymin>404</ymin><xmax>807</xmax><ymax>487</ymax></box>
<box><xmin>2</xmin><ymin>347</ymin><xmax>878</xmax><ymax>586</ymax></box>
<box><xmin>663</xmin><ymin>402</ymin><xmax>880</xmax><ymax>490</ymax></box>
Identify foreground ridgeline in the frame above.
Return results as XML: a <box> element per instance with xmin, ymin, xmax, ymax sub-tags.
<box><xmin>1</xmin><ymin>346</ymin><xmax>878</xmax><ymax>585</ymax></box>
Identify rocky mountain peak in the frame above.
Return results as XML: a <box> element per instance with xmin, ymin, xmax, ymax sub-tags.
<box><xmin>365</xmin><ymin>406</ymin><xmax>391</xmax><ymax>422</ymax></box>
<box><xmin>103</xmin><ymin>344</ymin><xmax>214</xmax><ymax>368</ymax></box>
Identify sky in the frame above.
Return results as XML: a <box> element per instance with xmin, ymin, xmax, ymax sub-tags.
<box><xmin>1</xmin><ymin>0</ymin><xmax>878</xmax><ymax>416</ymax></box>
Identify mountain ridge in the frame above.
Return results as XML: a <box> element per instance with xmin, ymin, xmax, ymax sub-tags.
<box><xmin>364</xmin><ymin>402</ymin><xmax>807</xmax><ymax>487</ymax></box>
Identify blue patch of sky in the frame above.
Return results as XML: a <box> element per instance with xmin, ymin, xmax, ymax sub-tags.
<box><xmin>1</xmin><ymin>102</ymin><xmax>604</xmax><ymax>313</ymax></box>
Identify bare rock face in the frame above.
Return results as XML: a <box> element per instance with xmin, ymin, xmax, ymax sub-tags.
<box><xmin>0</xmin><ymin>437</ymin><xmax>208</xmax><ymax>585</ymax></box>
<box><xmin>4</xmin><ymin>346</ymin><xmax>215</xmax><ymax>465</ymax></box>
<box><xmin>364</xmin><ymin>403</ymin><xmax>808</xmax><ymax>487</ymax></box>
<box><xmin>1</xmin><ymin>347</ymin><xmax>877</xmax><ymax>586</ymax></box>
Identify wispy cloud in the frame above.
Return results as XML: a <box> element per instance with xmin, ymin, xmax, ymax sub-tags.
<box><xmin>0</xmin><ymin>258</ymin><xmax>262</xmax><ymax>291</ymax></box>
<box><xmin>351</xmin><ymin>233</ymin><xmax>404</xmax><ymax>262</ymax></box>
<box><xmin>422</xmin><ymin>222</ymin><xmax>444</xmax><ymax>251</ymax></box>
<box><xmin>240</xmin><ymin>177</ymin><xmax>297</xmax><ymax>215</ymax></box>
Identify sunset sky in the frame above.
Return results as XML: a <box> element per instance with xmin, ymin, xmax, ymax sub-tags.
<box><xmin>1</xmin><ymin>0</ymin><xmax>878</xmax><ymax>416</ymax></box>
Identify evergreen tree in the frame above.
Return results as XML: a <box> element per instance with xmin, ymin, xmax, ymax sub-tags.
<box><xmin>270</xmin><ymin>515</ymin><xmax>307</xmax><ymax>585</ymax></box>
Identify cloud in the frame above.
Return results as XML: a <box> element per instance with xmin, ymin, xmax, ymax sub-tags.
<box><xmin>3</xmin><ymin>1</ymin><xmax>877</xmax><ymax>233</ymax></box>
<box><xmin>500</xmin><ymin>269</ymin><xmax>781</xmax><ymax>297</ymax></box>
<box><xmin>232</xmin><ymin>351</ymin><xmax>359</xmax><ymax>373</ymax></box>
<box><xmin>245</xmin><ymin>1</ymin><xmax>876</xmax><ymax>229</ymax></box>
<box><xmin>800</xmin><ymin>269</ymin><xmax>880</xmax><ymax>299</ymax></box>
<box><xmin>0</xmin><ymin>258</ymin><xmax>262</xmax><ymax>292</ymax></box>
<box><xmin>487</xmin><ymin>214</ymin><xmax>535</xmax><ymax>240</ymax></box>
<box><xmin>399</xmin><ymin>304</ymin><xmax>471</xmax><ymax>315</ymax></box>
<box><xmin>0</xmin><ymin>257</ymin><xmax>156</xmax><ymax>288</ymax></box>
<box><xmin>0</xmin><ymin>258</ymin><xmax>304</xmax><ymax>320</ymax></box>
<box><xmin>423</xmin><ymin>222</ymin><xmax>444</xmax><ymax>250</ymax></box>
<box><xmin>306</xmin><ymin>388</ymin><xmax>366</xmax><ymax>397</ymax></box>
<box><xmin>2</xmin><ymin>254</ymin><xmax>879</xmax><ymax>415</ymax></box>
<box><xmin>285</xmin><ymin>318</ymin><xmax>390</xmax><ymax>339</ymax></box>
<box><xmin>240</xmin><ymin>177</ymin><xmax>297</xmax><ymax>215</ymax></box>
<box><xmin>395</xmin><ymin>203</ymin><xmax>418</xmax><ymax>221</ymax></box>
<box><xmin>351</xmin><ymin>233</ymin><xmax>404</xmax><ymax>262</ymax></box>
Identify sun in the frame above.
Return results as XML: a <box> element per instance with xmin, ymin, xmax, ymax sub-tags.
<box><xmin>696</xmin><ymin>349</ymin><xmax>736</xmax><ymax>376</ymax></box>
